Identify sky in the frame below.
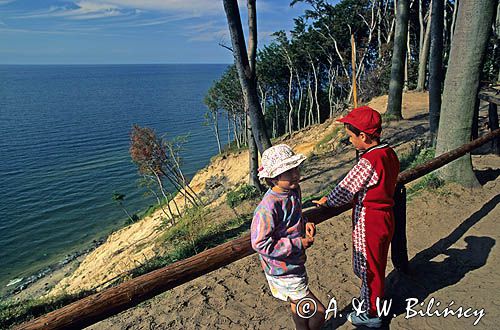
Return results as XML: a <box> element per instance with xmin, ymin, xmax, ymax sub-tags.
<box><xmin>0</xmin><ymin>0</ymin><xmax>311</xmax><ymax>64</ymax></box>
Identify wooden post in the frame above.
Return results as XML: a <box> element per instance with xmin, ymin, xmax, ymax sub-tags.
<box><xmin>488</xmin><ymin>103</ymin><xmax>499</xmax><ymax>155</ymax></box>
<box><xmin>471</xmin><ymin>96</ymin><xmax>480</xmax><ymax>140</ymax></box>
<box><xmin>351</xmin><ymin>34</ymin><xmax>357</xmax><ymax>109</ymax></box>
<box><xmin>391</xmin><ymin>184</ymin><xmax>409</xmax><ymax>273</ymax></box>
<box><xmin>16</xmin><ymin>129</ymin><xmax>500</xmax><ymax>330</ymax></box>
<box><xmin>351</xmin><ymin>34</ymin><xmax>360</xmax><ymax>162</ymax></box>
<box><xmin>478</xmin><ymin>87</ymin><xmax>500</xmax><ymax>154</ymax></box>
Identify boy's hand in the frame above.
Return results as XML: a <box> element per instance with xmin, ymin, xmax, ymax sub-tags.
<box><xmin>301</xmin><ymin>236</ymin><xmax>314</xmax><ymax>249</ymax></box>
<box><xmin>305</xmin><ymin>222</ymin><xmax>316</xmax><ymax>238</ymax></box>
<box><xmin>312</xmin><ymin>196</ymin><xmax>328</xmax><ymax>207</ymax></box>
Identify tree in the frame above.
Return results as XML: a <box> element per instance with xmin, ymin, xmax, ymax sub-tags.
<box><xmin>222</xmin><ymin>0</ymin><xmax>272</xmax><ymax>154</ymax></box>
<box><xmin>387</xmin><ymin>0</ymin><xmax>410</xmax><ymax>119</ymax></box>
<box><xmin>129</xmin><ymin>125</ymin><xmax>203</xmax><ymax>212</ymax></box>
<box><xmin>203</xmin><ymin>95</ymin><xmax>222</xmax><ymax>154</ymax></box>
<box><xmin>435</xmin><ymin>0</ymin><xmax>496</xmax><ymax>187</ymax></box>
<box><xmin>112</xmin><ymin>193</ymin><xmax>138</xmax><ymax>224</ymax></box>
<box><xmin>246</xmin><ymin>0</ymin><xmax>263</xmax><ymax>189</ymax></box>
<box><xmin>428</xmin><ymin>0</ymin><xmax>444</xmax><ymax>145</ymax></box>
<box><xmin>204</xmin><ymin>66</ymin><xmax>245</xmax><ymax>153</ymax></box>
<box><xmin>416</xmin><ymin>0</ymin><xmax>432</xmax><ymax>91</ymax></box>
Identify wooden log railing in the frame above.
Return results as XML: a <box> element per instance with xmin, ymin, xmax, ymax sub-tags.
<box><xmin>16</xmin><ymin>128</ymin><xmax>500</xmax><ymax>330</ymax></box>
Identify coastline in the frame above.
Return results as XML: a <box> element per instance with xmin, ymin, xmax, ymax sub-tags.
<box><xmin>1</xmin><ymin>238</ymin><xmax>104</xmax><ymax>300</ymax></box>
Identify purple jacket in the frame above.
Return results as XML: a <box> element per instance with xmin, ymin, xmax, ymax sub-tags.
<box><xmin>251</xmin><ymin>188</ymin><xmax>306</xmax><ymax>276</ymax></box>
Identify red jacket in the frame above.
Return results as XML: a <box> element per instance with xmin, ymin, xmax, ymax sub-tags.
<box><xmin>326</xmin><ymin>144</ymin><xmax>400</xmax><ymax>210</ymax></box>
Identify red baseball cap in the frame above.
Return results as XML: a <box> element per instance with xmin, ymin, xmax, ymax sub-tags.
<box><xmin>337</xmin><ymin>106</ymin><xmax>382</xmax><ymax>137</ymax></box>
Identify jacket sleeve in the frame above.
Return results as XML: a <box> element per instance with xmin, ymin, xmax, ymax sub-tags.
<box><xmin>251</xmin><ymin>206</ymin><xmax>303</xmax><ymax>259</ymax></box>
<box><xmin>326</xmin><ymin>158</ymin><xmax>379</xmax><ymax>207</ymax></box>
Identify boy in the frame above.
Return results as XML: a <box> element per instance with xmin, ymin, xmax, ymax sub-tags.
<box><xmin>314</xmin><ymin>106</ymin><xmax>399</xmax><ymax>328</ymax></box>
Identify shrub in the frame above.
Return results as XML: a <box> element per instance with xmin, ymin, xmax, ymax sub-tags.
<box><xmin>226</xmin><ymin>184</ymin><xmax>261</xmax><ymax>208</ymax></box>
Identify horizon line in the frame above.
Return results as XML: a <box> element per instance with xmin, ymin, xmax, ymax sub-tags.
<box><xmin>0</xmin><ymin>62</ymin><xmax>233</xmax><ymax>66</ymax></box>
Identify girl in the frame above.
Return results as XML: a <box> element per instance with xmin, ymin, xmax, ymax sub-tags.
<box><xmin>251</xmin><ymin>144</ymin><xmax>325</xmax><ymax>330</ymax></box>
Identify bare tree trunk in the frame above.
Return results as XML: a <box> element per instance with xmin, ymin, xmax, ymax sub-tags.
<box><xmin>258</xmin><ymin>84</ymin><xmax>267</xmax><ymax>115</ymax></box>
<box><xmin>295</xmin><ymin>71</ymin><xmax>303</xmax><ymax>130</ymax></box>
<box><xmin>287</xmin><ymin>62</ymin><xmax>294</xmax><ymax>136</ymax></box>
<box><xmin>377</xmin><ymin>0</ymin><xmax>382</xmax><ymax>57</ymax></box>
<box><xmin>232</xmin><ymin>113</ymin><xmax>241</xmax><ymax>149</ymax></box>
<box><xmin>245</xmin><ymin>0</ymin><xmax>265</xmax><ymax>189</ymax></box>
<box><xmin>450</xmin><ymin>0</ymin><xmax>458</xmax><ymax>44</ymax></box>
<box><xmin>386</xmin><ymin>0</ymin><xmax>396</xmax><ymax>44</ymax></box>
<box><xmin>419</xmin><ymin>0</ymin><xmax>425</xmax><ymax>54</ymax></box>
<box><xmin>496</xmin><ymin>1</ymin><xmax>500</xmax><ymax>82</ymax></box>
<box><xmin>428</xmin><ymin>0</ymin><xmax>444</xmax><ymax>144</ymax></box>
<box><xmin>214</xmin><ymin>112</ymin><xmax>222</xmax><ymax>154</ymax></box>
<box><xmin>387</xmin><ymin>0</ymin><xmax>409</xmax><ymax>119</ymax></box>
<box><xmin>223</xmin><ymin>0</ymin><xmax>271</xmax><ymax>154</ymax></box>
<box><xmin>146</xmin><ymin>185</ymin><xmax>175</xmax><ymax>223</ymax></box>
<box><xmin>404</xmin><ymin>28</ymin><xmax>410</xmax><ymax>91</ymax></box>
<box><xmin>443</xmin><ymin>0</ymin><xmax>449</xmax><ymax>50</ymax></box>
<box><xmin>435</xmin><ymin>0</ymin><xmax>496</xmax><ymax>187</ymax></box>
<box><xmin>226</xmin><ymin>113</ymin><xmax>231</xmax><ymax>148</ymax></box>
<box><xmin>417</xmin><ymin>4</ymin><xmax>432</xmax><ymax>91</ymax></box>
<box><xmin>327</xmin><ymin>62</ymin><xmax>335</xmax><ymax>117</ymax></box>
<box><xmin>307</xmin><ymin>79</ymin><xmax>314</xmax><ymax>127</ymax></box>
<box><xmin>247</xmin><ymin>113</ymin><xmax>261</xmax><ymax>189</ymax></box>
<box><xmin>311</xmin><ymin>61</ymin><xmax>320</xmax><ymax>124</ymax></box>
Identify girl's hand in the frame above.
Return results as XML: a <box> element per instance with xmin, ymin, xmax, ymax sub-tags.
<box><xmin>301</xmin><ymin>236</ymin><xmax>314</xmax><ymax>249</ymax></box>
<box><xmin>312</xmin><ymin>196</ymin><xmax>328</xmax><ymax>207</ymax></box>
<box><xmin>305</xmin><ymin>222</ymin><xmax>316</xmax><ymax>238</ymax></box>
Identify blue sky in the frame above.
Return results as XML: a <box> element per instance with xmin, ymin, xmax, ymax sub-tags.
<box><xmin>0</xmin><ymin>0</ymin><xmax>310</xmax><ymax>64</ymax></box>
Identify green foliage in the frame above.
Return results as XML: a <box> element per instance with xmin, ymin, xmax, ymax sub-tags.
<box><xmin>140</xmin><ymin>204</ymin><xmax>159</xmax><ymax>219</ymax></box>
<box><xmin>221</xmin><ymin>141</ymin><xmax>249</xmax><ymax>154</ymax></box>
<box><xmin>0</xmin><ymin>291</ymin><xmax>92</xmax><ymax>329</ymax></box>
<box><xmin>314</xmin><ymin>126</ymin><xmax>344</xmax><ymax>153</ymax></box>
<box><xmin>131</xmin><ymin>212</ymin><xmax>252</xmax><ymax>277</ymax></box>
<box><xmin>399</xmin><ymin>145</ymin><xmax>442</xmax><ymax>199</ymax></box>
<box><xmin>226</xmin><ymin>184</ymin><xmax>261</xmax><ymax>208</ymax></box>
<box><xmin>407</xmin><ymin>173</ymin><xmax>445</xmax><ymax>199</ymax></box>
<box><xmin>381</xmin><ymin>112</ymin><xmax>403</xmax><ymax>123</ymax></box>
<box><xmin>398</xmin><ymin>144</ymin><xmax>434</xmax><ymax>172</ymax></box>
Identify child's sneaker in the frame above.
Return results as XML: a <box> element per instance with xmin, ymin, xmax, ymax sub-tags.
<box><xmin>347</xmin><ymin>311</ymin><xmax>382</xmax><ymax>328</ymax></box>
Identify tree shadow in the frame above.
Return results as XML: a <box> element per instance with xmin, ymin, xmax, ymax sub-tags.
<box><xmin>405</xmin><ymin>113</ymin><xmax>428</xmax><ymax>121</ymax></box>
<box><xmin>322</xmin><ymin>193</ymin><xmax>498</xmax><ymax>329</ymax></box>
<box><xmin>475</xmin><ymin>168</ymin><xmax>500</xmax><ymax>185</ymax></box>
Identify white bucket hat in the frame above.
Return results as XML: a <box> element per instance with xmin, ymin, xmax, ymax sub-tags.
<box><xmin>258</xmin><ymin>144</ymin><xmax>306</xmax><ymax>179</ymax></box>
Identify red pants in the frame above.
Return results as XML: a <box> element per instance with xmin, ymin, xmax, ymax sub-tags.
<box><xmin>352</xmin><ymin>206</ymin><xmax>394</xmax><ymax>316</ymax></box>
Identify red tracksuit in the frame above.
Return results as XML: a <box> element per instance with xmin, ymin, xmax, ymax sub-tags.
<box><xmin>326</xmin><ymin>144</ymin><xmax>399</xmax><ymax>316</ymax></box>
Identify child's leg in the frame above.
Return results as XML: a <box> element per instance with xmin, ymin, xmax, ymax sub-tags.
<box><xmin>305</xmin><ymin>291</ymin><xmax>326</xmax><ymax>330</ymax></box>
<box><xmin>290</xmin><ymin>300</ymin><xmax>309</xmax><ymax>330</ymax></box>
<box><xmin>363</xmin><ymin>210</ymin><xmax>394</xmax><ymax>317</ymax></box>
<box><xmin>290</xmin><ymin>292</ymin><xmax>325</xmax><ymax>330</ymax></box>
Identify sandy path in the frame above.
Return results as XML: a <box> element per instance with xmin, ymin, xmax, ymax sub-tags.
<box><xmin>86</xmin><ymin>96</ymin><xmax>500</xmax><ymax>330</ymax></box>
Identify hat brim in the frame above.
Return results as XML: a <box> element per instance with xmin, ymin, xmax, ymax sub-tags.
<box><xmin>258</xmin><ymin>154</ymin><xmax>306</xmax><ymax>179</ymax></box>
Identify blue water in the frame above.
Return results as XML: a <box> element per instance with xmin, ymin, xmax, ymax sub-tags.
<box><xmin>0</xmin><ymin>64</ymin><xmax>229</xmax><ymax>289</ymax></box>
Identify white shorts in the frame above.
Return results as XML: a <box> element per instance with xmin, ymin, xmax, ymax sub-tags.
<box><xmin>265</xmin><ymin>272</ymin><xmax>309</xmax><ymax>302</ymax></box>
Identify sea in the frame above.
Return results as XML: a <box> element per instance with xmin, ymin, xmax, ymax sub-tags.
<box><xmin>0</xmin><ymin>64</ymin><xmax>229</xmax><ymax>292</ymax></box>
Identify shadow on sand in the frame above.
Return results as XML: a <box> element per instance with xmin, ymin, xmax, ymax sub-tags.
<box><xmin>322</xmin><ymin>192</ymin><xmax>498</xmax><ymax>329</ymax></box>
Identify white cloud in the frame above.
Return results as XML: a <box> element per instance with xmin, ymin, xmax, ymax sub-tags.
<box><xmin>13</xmin><ymin>1</ymin><xmax>132</xmax><ymax>20</ymax></box>
<box><xmin>103</xmin><ymin>0</ymin><xmax>224</xmax><ymax>14</ymax></box>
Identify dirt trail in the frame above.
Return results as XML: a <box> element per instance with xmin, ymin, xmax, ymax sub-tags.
<box><xmin>84</xmin><ymin>92</ymin><xmax>499</xmax><ymax>329</ymax></box>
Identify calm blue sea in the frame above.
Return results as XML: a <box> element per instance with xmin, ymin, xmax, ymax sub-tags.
<box><xmin>0</xmin><ymin>64</ymin><xmax>229</xmax><ymax>290</ymax></box>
